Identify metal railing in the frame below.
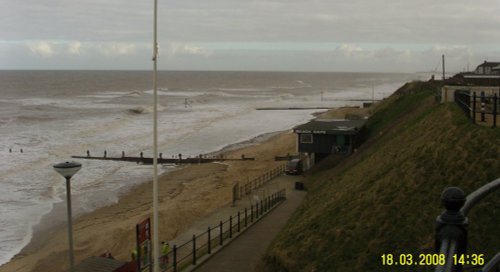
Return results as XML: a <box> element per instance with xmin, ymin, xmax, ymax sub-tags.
<box><xmin>435</xmin><ymin>177</ymin><xmax>500</xmax><ymax>272</ymax></box>
<box><xmin>239</xmin><ymin>163</ymin><xmax>286</xmax><ymax>197</ymax></box>
<box><xmin>159</xmin><ymin>189</ymin><xmax>287</xmax><ymax>272</ymax></box>
<box><xmin>454</xmin><ymin>91</ymin><xmax>499</xmax><ymax>128</ymax></box>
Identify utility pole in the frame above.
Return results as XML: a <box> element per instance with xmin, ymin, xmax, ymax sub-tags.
<box><xmin>372</xmin><ymin>85</ymin><xmax>375</xmax><ymax>103</ymax></box>
<box><xmin>152</xmin><ymin>0</ymin><xmax>160</xmax><ymax>271</ymax></box>
<box><xmin>442</xmin><ymin>54</ymin><xmax>445</xmax><ymax>80</ymax></box>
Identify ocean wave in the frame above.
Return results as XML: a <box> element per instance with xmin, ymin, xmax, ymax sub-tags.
<box><xmin>125</xmin><ymin>104</ymin><xmax>167</xmax><ymax>115</ymax></box>
<box><xmin>0</xmin><ymin>70</ymin><xmax>410</xmax><ymax>267</ymax></box>
<box><xmin>124</xmin><ymin>91</ymin><xmax>143</xmax><ymax>97</ymax></box>
<box><xmin>16</xmin><ymin>115</ymin><xmax>56</xmax><ymax>122</ymax></box>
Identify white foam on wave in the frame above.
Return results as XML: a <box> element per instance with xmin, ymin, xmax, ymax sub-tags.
<box><xmin>77</xmin><ymin>91</ymin><xmax>136</xmax><ymax>99</ymax></box>
<box><xmin>0</xmin><ymin>74</ymin><xmax>409</xmax><ymax>266</ymax></box>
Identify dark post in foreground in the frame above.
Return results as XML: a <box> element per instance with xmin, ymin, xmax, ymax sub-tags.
<box><xmin>52</xmin><ymin>161</ymin><xmax>82</xmax><ymax>272</ymax></box>
<box><xmin>435</xmin><ymin>187</ymin><xmax>468</xmax><ymax>272</ymax></box>
<box><xmin>493</xmin><ymin>94</ymin><xmax>497</xmax><ymax>128</ymax></box>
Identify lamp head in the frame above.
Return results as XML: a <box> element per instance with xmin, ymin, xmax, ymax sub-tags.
<box><xmin>53</xmin><ymin>161</ymin><xmax>82</xmax><ymax>179</ymax></box>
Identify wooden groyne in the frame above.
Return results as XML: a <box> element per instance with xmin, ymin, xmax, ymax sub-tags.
<box><xmin>256</xmin><ymin>107</ymin><xmax>336</xmax><ymax>110</ymax></box>
<box><xmin>72</xmin><ymin>151</ymin><xmax>254</xmax><ymax>165</ymax></box>
<box><xmin>255</xmin><ymin>105</ymin><xmax>373</xmax><ymax>110</ymax></box>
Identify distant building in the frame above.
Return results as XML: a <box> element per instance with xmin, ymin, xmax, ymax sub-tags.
<box><xmin>453</xmin><ymin>61</ymin><xmax>500</xmax><ymax>87</ymax></box>
<box><xmin>474</xmin><ymin>61</ymin><xmax>500</xmax><ymax>75</ymax></box>
<box><xmin>293</xmin><ymin>119</ymin><xmax>366</xmax><ymax>169</ymax></box>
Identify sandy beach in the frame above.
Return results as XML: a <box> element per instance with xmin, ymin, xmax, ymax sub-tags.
<box><xmin>0</xmin><ymin>107</ymin><xmax>367</xmax><ymax>272</ymax></box>
<box><xmin>0</xmin><ymin>130</ymin><xmax>298</xmax><ymax>272</ymax></box>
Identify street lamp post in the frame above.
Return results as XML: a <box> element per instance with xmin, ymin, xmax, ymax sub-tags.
<box><xmin>53</xmin><ymin>161</ymin><xmax>82</xmax><ymax>272</ymax></box>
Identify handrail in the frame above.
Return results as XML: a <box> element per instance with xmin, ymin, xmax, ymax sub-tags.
<box><xmin>482</xmin><ymin>252</ymin><xmax>500</xmax><ymax>272</ymax></box>
<box><xmin>461</xmin><ymin>177</ymin><xmax>500</xmax><ymax>215</ymax></box>
<box><xmin>435</xmin><ymin>178</ymin><xmax>500</xmax><ymax>272</ymax></box>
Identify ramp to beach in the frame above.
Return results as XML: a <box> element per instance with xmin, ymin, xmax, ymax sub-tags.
<box><xmin>192</xmin><ymin>175</ymin><xmax>306</xmax><ymax>272</ymax></box>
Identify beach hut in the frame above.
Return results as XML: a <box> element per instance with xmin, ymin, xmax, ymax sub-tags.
<box><xmin>293</xmin><ymin>119</ymin><xmax>367</xmax><ymax>168</ymax></box>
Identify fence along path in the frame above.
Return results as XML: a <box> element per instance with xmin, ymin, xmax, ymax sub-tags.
<box><xmin>157</xmin><ymin>171</ymin><xmax>303</xmax><ymax>271</ymax></box>
<box><xmin>239</xmin><ymin>163</ymin><xmax>287</xmax><ymax>198</ymax></box>
<box><xmin>165</xmin><ymin>189</ymin><xmax>286</xmax><ymax>272</ymax></box>
<box><xmin>194</xmin><ymin>175</ymin><xmax>306</xmax><ymax>272</ymax></box>
<box><xmin>455</xmin><ymin>90</ymin><xmax>499</xmax><ymax>128</ymax></box>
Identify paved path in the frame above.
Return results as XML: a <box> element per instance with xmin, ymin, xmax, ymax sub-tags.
<box><xmin>193</xmin><ymin>175</ymin><xmax>306</xmax><ymax>272</ymax></box>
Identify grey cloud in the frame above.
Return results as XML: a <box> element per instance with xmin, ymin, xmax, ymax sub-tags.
<box><xmin>4</xmin><ymin>0</ymin><xmax>499</xmax><ymax>44</ymax></box>
<box><xmin>1</xmin><ymin>0</ymin><xmax>499</xmax><ymax>71</ymax></box>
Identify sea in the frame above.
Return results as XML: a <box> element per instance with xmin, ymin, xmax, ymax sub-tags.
<box><xmin>0</xmin><ymin>70</ymin><xmax>420</xmax><ymax>265</ymax></box>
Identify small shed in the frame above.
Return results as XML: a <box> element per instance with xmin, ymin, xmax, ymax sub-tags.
<box><xmin>293</xmin><ymin>119</ymin><xmax>366</xmax><ymax>165</ymax></box>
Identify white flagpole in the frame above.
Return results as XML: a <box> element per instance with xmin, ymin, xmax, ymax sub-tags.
<box><xmin>152</xmin><ymin>0</ymin><xmax>160</xmax><ymax>271</ymax></box>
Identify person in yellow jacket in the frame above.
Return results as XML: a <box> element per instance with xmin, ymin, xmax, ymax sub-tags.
<box><xmin>160</xmin><ymin>241</ymin><xmax>170</xmax><ymax>268</ymax></box>
<box><xmin>131</xmin><ymin>249</ymin><xmax>138</xmax><ymax>261</ymax></box>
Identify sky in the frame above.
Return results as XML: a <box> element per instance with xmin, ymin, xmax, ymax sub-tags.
<box><xmin>1</xmin><ymin>0</ymin><xmax>500</xmax><ymax>72</ymax></box>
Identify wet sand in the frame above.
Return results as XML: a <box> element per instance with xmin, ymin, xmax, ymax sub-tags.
<box><xmin>0</xmin><ymin>107</ymin><xmax>367</xmax><ymax>272</ymax></box>
<box><xmin>0</xmin><ymin>131</ymin><xmax>297</xmax><ymax>272</ymax></box>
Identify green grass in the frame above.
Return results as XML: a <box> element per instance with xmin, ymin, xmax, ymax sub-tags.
<box><xmin>264</xmin><ymin>81</ymin><xmax>500</xmax><ymax>272</ymax></box>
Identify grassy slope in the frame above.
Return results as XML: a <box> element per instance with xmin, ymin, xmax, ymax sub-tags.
<box><xmin>265</xmin><ymin>81</ymin><xmax>500</xmax><ymax>272</ymax></box>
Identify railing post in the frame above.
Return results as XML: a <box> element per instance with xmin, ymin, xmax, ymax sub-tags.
<box><xmin>472</xmin><ymin>92</ymin><xmax>477</xmax><ymax>124</ymax></box>
<box><xmin>245</xmin><ymin>208</ymin><xmax>248</xmax><ymax>227</ymax></box>
<box><xmin>192</xmin><ymin>234</ymin><xmax>197</xmax><ymax>265</ymax></box>
<box><xmin>465</xmin><ymin>92</ymin><xmax>470</xmax><ymax>119</ymax></box>
<box><xmin>493</xmin><ymin>94</ymin><xmax>497</xmax><ymax>128</ymax></box>
<box><xmin>255</xmin><ymin>203</ymin><xmax>259</xmax><ymax>218</ymax></box>
<box><xmin>260</xmin><ymin>200</ymin><xmax>264</xmax><ymax>214</ymax></box>
<box><xmin>219</xmin><ymin>221</ymin><xmax>223</xmax><ymax>246</ymax></box>
<box><xmin>173</xmin><ymin>244</ymin><xmax>177</xmax><ymax>272</ymax></box>
<box><xmin>435</xmin><ymin>187</ymin><xmax>468</xmax><ymax>272</ymax></box>
<box><xmin>207</xmin><ymin>226</ymin><xmax>211</xmax><ymax>255</ymax></box>
<box><xmin>229</xmin><ymin>216</ymin><xmax>233</xmax><ymax>238</ymax></box>
<box><xmin>481</xmin><ymin>91</ymin><xmax>486</xmax><ymax>122</ymax></box>
<box><xmin>237</xmin><ymin>211</ymin><xmax>241</xmax><ymax>232</ymax></box>
<box><xmin>251</xmin><ymin>205</ymin><xmax>254</xmax><ymax>222</ymax></box>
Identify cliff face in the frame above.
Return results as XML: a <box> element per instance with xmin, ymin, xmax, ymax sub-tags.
<box><xmin>264</xmin><ymin>81</ymin><xmax>500</xmax><ymax>272</ymax></box>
